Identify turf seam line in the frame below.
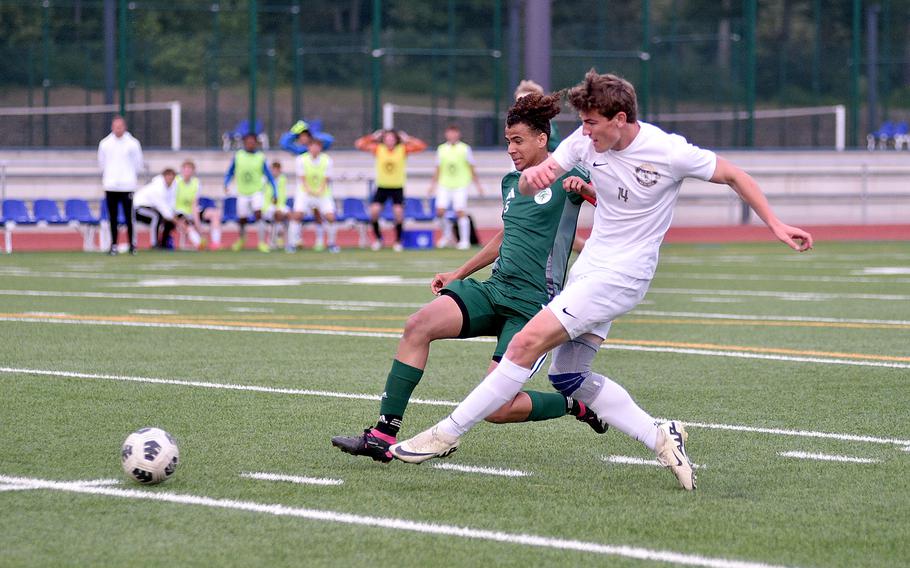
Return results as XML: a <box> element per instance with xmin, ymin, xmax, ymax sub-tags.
<box><xmin>0</xmin><ymin>474</ymin><xmax>797</xmax><ymax>568</ymax></box>
<box><xmin>3</xmin><ymin>366</ymin><xmax>909</xmax><ymax>447</ymax></box>
<box><xmin>776</xmin><ymin>451</ymin><xmax>881</xmax><ymax>464</ymax></box>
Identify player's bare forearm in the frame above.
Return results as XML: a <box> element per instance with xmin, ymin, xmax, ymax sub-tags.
<box><xmin>712</xmin><ymin>156</ymin><xmax>813</xmax><ymax>252</ymax></box>
<box><xmin>518</xmin><ymin>157</ymin><xmax>565</xmax><ymax>196</ymax></box>
<box><xmin>453</xmin><ymin>228</ymin><xmax>503</xmax><ymax>279</ymax></box>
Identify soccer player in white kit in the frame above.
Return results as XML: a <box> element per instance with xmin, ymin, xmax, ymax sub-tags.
<box><xmin>391</xmin><ymin>70</ymin><xmax>813</xmax><ymax>491</ymax></box>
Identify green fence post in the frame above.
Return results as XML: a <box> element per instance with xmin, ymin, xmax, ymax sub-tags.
<box><xmin>267</xmin><ymin>36</ymin><xmax>276</xmax><ymax>145</ymax></box>
<box><xmin>249</xmin><ymin>0</ymin><xmax>258</xmax><ymax>131</ymax></box>
<box><xmin>42</xmin><ymin>0</ymin><xmax>51</xmax><ymax>147</ymax></box>
<box><xmin>371</xmin><ymin>0</ymin><xmax>382</xmax><ymax>130</ymax></box>
<box><xmin>448</xmin><ymin>0</ymin><xmax>456</xmax><ymax>110</ymax></box>
<box><xmin>744</xmin><ymin>0</ymin><xmax>756</xmax><ymax>148</ymax></box>
<box><xmin>210</xmin><ymin>3</ymin><xmax>220</xmax><ymax>148</ymax></box>
<box><xmin>27</xmin><ymin>45</ymin><xmax>34</xmax><ymax>146</ymax></box>
<box><xmin>493</xmin><ymin>0</ymin><xmax>503</xmax><ymax>142</ymax></box>
<box><xmin>118</xmin><ymin>0</ymin><xmax>127</xmax><ymax>117</ymax></box>
<box><xmin>639</xmin><ymin>0</ymin><xmax>650</xmax><ymax>121</ymax></box>
<box><xmin>292</xmin><ymin>1</ymin><xmax>302</xmax><ymax>120</ymax></box>
<box><xmin>850</xmin><ymin>0</ymin><xmax>861</xmax><ymax>147</ymax></box>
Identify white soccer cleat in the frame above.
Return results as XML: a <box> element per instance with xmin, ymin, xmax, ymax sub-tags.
<box><xmin>389</xmin><ymin>425</ymin><xmax>460</xmax><ymax>464</ymax></box>
<box><xmin>654</xmin><ymin>420</ymin><xmax>696</xmax><ymax>491</ymax></box>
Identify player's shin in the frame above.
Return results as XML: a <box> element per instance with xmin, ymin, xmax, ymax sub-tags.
<box><xmin>439</xmin><ymin>357</ymin><xmax>531</xmax><ymax>437</ymax></box>
<box><xmin>575</xmin><ymin>373</ymin><xmax>659</xmax><ymax>450</ymax></box>
<box><xmin>375</xmin><ymin>359</ymin><xmax>424</xmax><ymax>437</ymax></box>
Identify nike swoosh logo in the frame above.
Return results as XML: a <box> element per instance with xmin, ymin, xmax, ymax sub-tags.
<box><xmin>562</xmin><ymin>307</ymin><xmax>577</xmax><ymax>318</ymax></box>
<box><xmin>593</xmin><ymin>161</ymin><xmax>608</xmax><ymax>167</ymax></box>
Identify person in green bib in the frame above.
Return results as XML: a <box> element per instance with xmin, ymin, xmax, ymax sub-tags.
<box><xmin>428</xmin><ymin>124</ymin><xmax>485</xmax><ymax>250</ymax></box>
<box><xmin>290</xmin><ymin>138</ymin><xmax>339</xmax><ymax>253</ymax></box>
<box><xmin>262</xmin><ymin>161</ymin><xmax>290</xmax><ymax>250</ymax></box>
<box><xmin>223</xmin><ymin>132</ymin><xmax>277</xmax><ymax>253</ymax></box>
<box><xmin>332</xmin><ymin>91</ymin><xmax>605</xmax><ymax>463</ymax></box>
<box><xmin>174</xmin><ymin>160</ymin><xmax>223</xmax><ymax>251</ymax></box>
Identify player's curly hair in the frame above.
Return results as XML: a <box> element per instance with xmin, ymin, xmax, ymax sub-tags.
<box><xmin>567</xmin><ymin>69</ymin><xmax>637</xmax><ymax>123</ymax></box>
<box><xmin>506</xmin><ymin>92</ymin><xmax>561</xmax><ymax>139</ymax></box>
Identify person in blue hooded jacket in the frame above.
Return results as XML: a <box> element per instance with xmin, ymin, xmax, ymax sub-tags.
<box><xmin>279</xmin><ymin>120</ymin><xmax>335</xmax><ymax>155</ymax></box>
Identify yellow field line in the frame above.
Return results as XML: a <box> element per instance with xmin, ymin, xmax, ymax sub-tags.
<box><xmin>6</xmin><ymin>311</ymin><xmax>910</xmax><ymax>363</ymax></box>
<box><xmin>622</xmin><ymin>317</ymin><xmax>910</xmax><ymax>331</ymax></box>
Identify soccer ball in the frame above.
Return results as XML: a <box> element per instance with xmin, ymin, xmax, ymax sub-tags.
<box><xmin>121</xmin><ymin>427</ymin><xmax>180</xmax><ymax>485</ymax></box>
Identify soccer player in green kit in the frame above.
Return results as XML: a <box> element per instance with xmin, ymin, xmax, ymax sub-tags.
<box><xmin>223</xmin><ymin>132</ymin><xmax>277</xmax><ymax>252</ymax></box>
<box><xmin>332</xmin><ymin>92</ymin><xmax>604</xmax><ymax>463</ymax></box>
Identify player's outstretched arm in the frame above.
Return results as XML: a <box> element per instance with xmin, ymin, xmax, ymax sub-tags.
<box><xmin>518</xmin><ymin>157</ymin><xmax>566</xmax><ymax>196</ymax></box>
<box><xmin>711</xmin><ymin>156</ymin><xmax>813</xmax><ymax>252</ymax></box>
<box><xmin>430</xmin><ymin>229</ymin><xmax>504</xmax><ymax>295</ymax></box>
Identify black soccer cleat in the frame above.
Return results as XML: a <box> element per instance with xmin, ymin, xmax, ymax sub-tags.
<box><xmin>575</xmin><ymin>402</ymin><xmax>609</xmax><ymax>434</ymax></box>
<box><xmin>331</xmin><ymin>428</ymin><xmax>395</xmax><ymax>463</ymax></box>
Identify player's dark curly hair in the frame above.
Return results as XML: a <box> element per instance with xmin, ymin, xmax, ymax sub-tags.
<box><xmin>506</xmin><ymin>92</ymin><xmax>561</xmax><ymax>139</ymax></box>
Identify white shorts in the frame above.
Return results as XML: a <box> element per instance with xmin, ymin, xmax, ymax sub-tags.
<box><xmin>236</xmin><ymin>193</ymin><xmax>263</xmax><ymax>219</ymax></box>
<box><xmin>435</xmin><ymin>186</ymin><xmax>468</xmax><ymax>212</ymax></box>
<box><xmin>262</xmin><ymin>204</ymin><xmax>289</xmax><ymax>220</ymax></box>
<box><xmin>547</xmin><ymin>259</ymin><xmax>651</xmax><ymax>340</ymax></box>
<box><xmin>293</xmin><ymin>194</ymin><xmax>335</xmax><ymax>215</ymax></box>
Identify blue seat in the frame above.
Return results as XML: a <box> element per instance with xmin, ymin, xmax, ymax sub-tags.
<box><xmin>339</xmin><ymin>198</ymin><xmax>370</xmax><ymax>223</ymax></box>
<box><xmin>221</xmin><ymin>196</ymin><xmax>238</xmax><ymax>223</ymax></box>
<box><xmin>2</xmin><ymin>199</ymin><xmax>36</xmax><ymax>224</ymax></box>
<box><xmin>380</xmin><ymin>200</ymin><xmax>395</xmax><ymax>221</ymax></box>
<box><xmin>99</xmin><ymin>198</ymin><xmax>127</xmax><ymax>224</ymax></box>
<box><xmin>285</xmin><ymin>197</ymin><xmax>295</xmax><ymax>210</ymax></box>
<box><xmin>404</xmin><ymin>197</ymin><xmax>434</xmax><ymax>222</ymax></box>
<box><xmin>65</xmin><ymin>199</ymin><xmax>100</xmax><ymax>225</ymax></box>
<box><xmin>428</xmin><ymin>197</ymin><xmax>456</xmax><ymax>220</ymax></box>
<box><xmin>34</xmin><ymin>199</ymin><xmax>67</xmax><ymax>224</ymax></box>
<box><xmin>198</xmin><ymin>197</ymin><xmax>217</xmax><ymax>213</ymax></box>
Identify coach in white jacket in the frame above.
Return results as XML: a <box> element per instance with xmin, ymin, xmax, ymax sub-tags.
<box><xmin>98</xmin><ymin>115</ymin><xmax>143</xmax><ymax>255</ymax></box>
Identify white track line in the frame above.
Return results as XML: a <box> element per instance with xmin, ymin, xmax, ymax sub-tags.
<box><xmin>650</xmin><ymin>288</ymin><xmax>910</xmax><ymax>302</ymax></box>
<box><xmin>631</xmin><ymin>310</ymin><xmax>910</xmax><ymax>327</ymax></box>
<box><xmin>0</xmin><ymin>289</ymin><xmax>424</xmax><ymax>309</ymax></box>
<box><xmin>3</xmin><ymin>366</ymin><xmax>909</xmax><ymax>448</ymax></box>
<box><xmin>777</xmin><ymin>451</ymin><xmax>881</xmax><ymax>464</ymax></box>
<box><xmin>602</xmin><ymin>456</ymin><xmax>703</xmax><ymax>469</ymax></box>
<box><xmin>431</xmin><ymin>463</ymin><xmax>531</xmax><ymax>477</ymax></box>
<box><xmin>240</xmin><ymin>472</ymin><xmax>343</xmax><ymax>486</ymax></box>
<box><xmin>3</xmin><ymin>316</ymin><xmax>908</xmax><ymax>370</ymax></box>
<box><xmin>0</xmin><ymin>474</ymin><xmax>794</xmax><ymax>568</ymax></box>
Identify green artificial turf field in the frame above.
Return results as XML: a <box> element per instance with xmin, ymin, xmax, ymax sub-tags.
<box><xmin>1</xmin><ymin>242</ymin><xmax>908</xmax><ymax>567</ymax></box>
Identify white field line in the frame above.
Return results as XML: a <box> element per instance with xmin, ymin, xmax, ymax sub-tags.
<box><xmin>777</xmin><ymin>451</ymin><xmax>881</xmax><ymax>464</ymax></box>
<box><xmin>631</xmin><ymin>310</ymin><xmax>910</xmax><ymax>327</ymax></box>
<box><xmin>130</xmin><ymin>309</ymin><xmax>178</xmax><ymax>315</ymax></box>
<box><xmin>431</xmin><ymin>463</ymin><xmax>531</xmax><ymax>477</ymax></box>
<box><xmin>0</xmin><ymin>484</ymin><xmax>35</xmax><ymax>492</ymax></box>
<box><xmin>649</xmin><ymin>287</ymin><xmax>910</xmax><ymax>302</ymax></box>
<box><xmin>601</xmin><ymin>456</ymin><xmax>703</xmax><ymax>469</ymax></box>
<box><xmin>0</xmin><ymin>474</ymin><xmax>794</xmax><ymax>568</ymax></box>
<box><xmin>0</xmin><ymin>289</ymin><xmax>424</xmax><ymax>309</ymax></box>
<box><xmin>0</xmin><ymin>477</ymin><xmax>120</xmax><ymax>492</ymax></box>
<box><xmin>3</xmin><ymin>366</ymin><xmax>910</xmax><ymax>448</ymax></box>
<box><xmin>3</xmin><ymin>315</ymin><xmax>909</xmax><ymax>371</ymax></box>
<box><xmin>240</xmin><ymin>472</ymin><xmax>343</xmax><ymax>486</ymax></box>
<box><xmin>657</xmin><ymin>272</ymin><xmax>910</xmax><ymax>284</ymax></box>
<box><xmin>226</xmin><ymin>307</ymin><xmax>275</xmax><ymax>313</ymax></box>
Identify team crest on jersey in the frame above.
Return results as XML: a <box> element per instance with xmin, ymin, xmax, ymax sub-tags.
<box><xmin>635</xmin><ymin>163</ymin><xmax>660</xmax><ymax>187</ymax></box>
<box><xmin>534</xmin><ymin>188</ymin><xmax>552</xmax><ymax>204</ymax></box>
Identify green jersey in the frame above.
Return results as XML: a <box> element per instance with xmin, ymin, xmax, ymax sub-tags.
<box><xmin>490</xmin><ymin>166</ymin><xmax>588</xmax><ymax>306</ymax></box>
<box><xmin>175</xmin><ymin>176</ymin><xmax>199</xmax><ymax>216</ymax></box>
<box><xmin>266</xmin><ymin>173</ymin><xmax>288</xmax><ymax>206</ymax></box>
<box><xmin>547</xmin><ymin>121</ymin><xmax>561</xmax><ymax>153</ymax></box>
<box><xmin>234</xmin><ymin>150</ymin><xmax>267</xmax><ymax>196</ymax></box>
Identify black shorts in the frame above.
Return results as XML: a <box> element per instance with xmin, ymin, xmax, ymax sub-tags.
<box><xmin>371</xmin><ymin>187</ymin><xmax>404</xmax><ymax>205</ymax></box>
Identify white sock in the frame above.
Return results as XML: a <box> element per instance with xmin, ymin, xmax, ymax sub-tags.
<box><xmin>585</xmin><ymin>372</ymin><xmax>659</xmax><ymax>450</ymax></box>
<box><xmin>188</xmin><ymin>228</ymin><xmax>201</xmax><ymax>247</ymax></box>
<box><xmin>288</xmin><ymin>220</ymin><xmax>301</xmax><ymax>248</ymax></box>
<box><xmin>327</xmin><ymin>222</ymin><xmax>337</xmax><ymax>246</ymax></box>
<box><xmin>437</xmin><ymin>217</ymin><xmax>452</xmax><ymax>242</ymax></box>
<box><xmin>438</xmin><ymin>357</ymin><xmax>532</xmax><ymax>438</ymax></box>
<box><xmin>211</xmin><ymin>227</ymin><xmax>222</xmax><ymax>246</ymax></box>
<box><xmin>315</xmin><ymin>223</ymin><xmax>325</xmax><ymax>246</ymax></box>
<box><xmin>457</xmin><ymin>216</ymin><xmax>470</xmax><ymax>246</ymax></box>
<box><xmin>270</xmin><ymin>222</ymin><xmax>279</xmax><ymax>244</ymax></box>
<box><xmin>256</xmin><ymin>220</ymin><xmax>266</xmax><ymax>245</ymax></box>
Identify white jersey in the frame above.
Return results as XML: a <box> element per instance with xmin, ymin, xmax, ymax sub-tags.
<box><xmin>552</xmin><ymin>122</ymin><xmax>716</xmax><ymax>279</ymax></box>
<box><xmin>97</xmin><ymin>131</ymin><xmax>144</xmax><ymax>191</ymax></box>
<box><xmin>133</xmin><ymin>175</ymin><xmax>176</xmax><ymax>220</ymax></box>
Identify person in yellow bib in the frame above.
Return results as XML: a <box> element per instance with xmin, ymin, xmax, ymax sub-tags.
<box><xmin>223</xmin><ymin>132</ymin><xmax>277</xmax><ymax>252</ymax></box>
<box><xmin>262</xmin><ymin>161</ymin><xmax>291</xmax><ymax>250</ymax></box>
<box><xmin>174</xmin><ymin>160</ymin><xmax>223</xmax><ymax>251</ymax></box>
<box><xmin>355</xmin><ymin>129</ymin><xmax>427</xmax><ymax>251</ymax></box>
<box><xmin>290</xmin><ymin>138</ymin><xmax>339</xmax><ymax>253</ymax></box>
<box><xmin>428</xmin><ymin>124</ymin><xmax>484</xmax><ymax>250</ymax></box>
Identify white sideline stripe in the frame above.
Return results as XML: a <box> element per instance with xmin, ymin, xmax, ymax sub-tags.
<box><xmin>0</xmin><ymin>366</ymin><xmax>456</xmax><ymax>407</ymax></box>
<box><xmin>650</xmin><ymin>287</ymin><xmax>910</xmax><ymax>302</ymax></box>
<box><xmin>226</xmin><ymin>307</ymin><xmax>275</xmax><ymax>313</ymax></box>
<box><xmin>601</xmin><ymin>456</ymin><xmax>703</xmax><ymax>470</ymax></box>
<box><xmin>240</xmin><ymin>472</ymin><xmax>343</xmax><ymax>486</ymax></box>
<box><xmin>4</xmin><ymin>366</ymin><xmax>910</xmax><ymax>448</ymax></box>
<box><xmin>609</xmin><ymin>344</ymin><xmax>910</xmax><ymax>370</ymax></box>
<box><xmin>0</xmin><ymin>477</ymin><xmax>120</xmax><ymax>492</ymax></box>
<box><xmin>431</xmin><ymin>463</ymin><xmax>531</xmax><ymax>477</ymax></box>
<box><xmin>777</xmin><ymin>451</ymin><xmax>881</xmax><ymax>464</ymax></box>
<box><xmin>0</xmin><ymin>484</ymin><xmax>34</xmax><ymax>492</ymax></box>
<box><xmin>0</xmin><ymin>474</ymin><xmax>793</xmax><ymax>568</ymax></box>
<box><xmin>3</xmin><ymin>315</ymin><xmax>908</xmax><ymax>371</ymax></box>
<box><xmin>130</xmin><ymin>309</ymin><xmax>178</xmax><ymax>315</ymax></box>
<box><xmin>631</xmin><ymin>310</ymin><xmax>910</xmax><ymax>327</ymax></box>
<box><xmin>0</xmin><ymin>289</ymin><xmax>424</xmax><ymax>309</ymax></box>
<box><xmin>658</xmin><ymin>272</ymin><xmax>910</xmax><ymax>284</ymax></box>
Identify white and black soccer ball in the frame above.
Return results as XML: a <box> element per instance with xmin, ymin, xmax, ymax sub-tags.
<box><xmin>121</xmin><ymin>427</ymin><xmax>179</xmax><ymax>485</ymax></box>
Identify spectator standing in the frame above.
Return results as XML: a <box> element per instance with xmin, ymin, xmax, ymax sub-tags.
<box><xmin>97</xmin><ymin>115</ymin><xmax>143</xmax><ymax>255</ymax></box>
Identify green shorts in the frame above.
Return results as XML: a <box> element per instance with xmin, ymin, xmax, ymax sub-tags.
<box><xmin>440</xmin><ymin>278</ymin><xmax>542</xmax><ymax>360</ymax></box>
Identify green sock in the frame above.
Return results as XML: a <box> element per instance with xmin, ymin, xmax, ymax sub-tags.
<box><xmin>376</xmin><ymin>359</ymin><xmax>424</xmax><ymax>435</ymax></box>
<box><xmin>525</xmin><ymin>390</ymin><xmax>570</xmax><ymax>422</ymax></box>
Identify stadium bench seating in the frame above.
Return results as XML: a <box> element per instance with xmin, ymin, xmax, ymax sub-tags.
<box><xmin>2</xmin><ymin>199</ymin><xmax>37</xmax><ymax>253</ymax></box>
<box><xmin>65</xmin><ymin>198</ymin><xmax>102</xmax><ymax>252</ymax></box>
<box><xmin>34</xmin><ymin>199</ymin><xmax>67</xmax><ymax>225</ymax></box>
<box><xmin>404</xmin><ymin>197</ymin><xmax>435</xmax><ymax>222</ymax></box>
<box><xmin>428</xmin><ymin>197</ymin><xmax>457</xmax><ymax>221</ymax></box>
